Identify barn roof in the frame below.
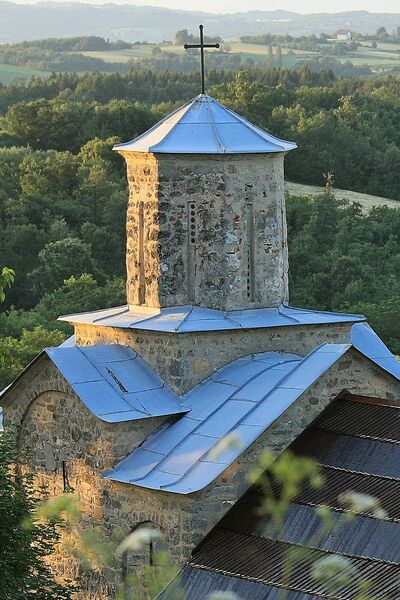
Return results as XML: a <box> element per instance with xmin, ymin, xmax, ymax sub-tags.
<box><xmin>113</xmin><ymin>94</ymin><xmax>297</xmax><ymax>155</ymax></box>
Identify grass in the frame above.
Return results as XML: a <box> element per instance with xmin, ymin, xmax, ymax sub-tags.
<box><xmin>0</xmin><ymin>63</ymin><xmax>49</xmax><ymax>84</ymax></box>
<box><xmin>285</xmin><ymin>181</ymin><xmax>399</xmax><ymax>212</ymax></box>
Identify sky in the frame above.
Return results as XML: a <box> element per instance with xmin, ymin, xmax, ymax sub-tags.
<box><xmin>13</xmin><ymin>0</ymin><xmax>400</xmax><ymax>11</ymax></box>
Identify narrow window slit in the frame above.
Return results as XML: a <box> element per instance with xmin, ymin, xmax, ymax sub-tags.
<box><xmin>138</xmin><ymin>201</ymin><xmax>146</xmax><ymax>305</ymax></box>
<box><xmin>246</xmin><ymin>203</ymin><xmax>255</xmax><ymax>301</ymax></box>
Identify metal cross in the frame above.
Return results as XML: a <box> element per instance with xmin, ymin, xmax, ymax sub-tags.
<box><xmin>184</xmin><ymin>24</ymin><xmax>220</xmax><ymax>95</ymax></box>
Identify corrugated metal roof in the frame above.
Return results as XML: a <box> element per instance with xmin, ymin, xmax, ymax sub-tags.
<box><xmin>313</xmin><ymin>398</ymin><xmax>400</xmax><ymax>443</ymax></box>
<box><xmin>296</xmin><ymin>466</ymin><xmax>400</xmax><ymax>522</ymax></box>
<box><xmin>103</xmin><ymin>345</ymin><xmax>350</xmax><ymax>493</ymax></box>
<box><xmin>162</xmin><ymin>395</ymin><xmax>400</xmax><ymax>599</ymax></box>
<box><xmin>44</xmin><ymin>345</ymin><xmax>187</xmax><ymax>423</ymax></box>
<box><xmin>59</xmin><ymin>303</ymin><xmax>365</xmax><ymax>333</ymax></box>
<box><xmin>270</xmin><ymin>503</ymin><xmax>400</xmax><ymax>564</ymax></box>
<box><xmin>158</xmin><ymin>565</ymin><xmax>321</xmax><ymax>600</ymax></box>
<box><xmin>113</xmin><ymin>94</ymin><xmax>297</xmax><ymax>155</ymax></box>
<box><xmin>190</xmin><ymin>529</ymin><xmax>400</xmax><ymax>599</ymax></box>
<box><xmin>293</xmin><ymin>429</ymin><xmax>400</xmax><ymax>479</ymax></box>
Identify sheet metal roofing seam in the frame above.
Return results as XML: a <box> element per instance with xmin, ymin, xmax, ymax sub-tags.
<box><xmin>44</xmin><ymin>345</ymin><xmax>187</xmax><ymax>423</ymax></box>
<box><xmin>103</xmin><ymin>345</ymin><xmax>350</xmax><ymax>493</ymax></box>
<box><xmin>58</xmin><ymin>303</ymin><xmax>366</xmax><ymax>333</ymax></box>
<box><xmin>113</xmin><ymin>94</ymin><xmax>297</xmax><ymax>155</ymax></box>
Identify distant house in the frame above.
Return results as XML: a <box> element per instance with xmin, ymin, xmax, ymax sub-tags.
<box><xmin>332</xmin><ymin>28</ymin><xmax>352</xmax><ymax>40</ymax></box>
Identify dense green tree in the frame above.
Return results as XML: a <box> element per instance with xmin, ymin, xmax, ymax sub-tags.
<box><xmin>28</xmin><ymin>238</ymin><xmax>99</xmax><ymax>301</ymax></box>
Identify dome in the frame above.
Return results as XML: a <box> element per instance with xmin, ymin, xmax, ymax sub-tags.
<box><xmin>113</xmin><ymin>94</ymin><xmax>297</xmax><ymax>155</ymax></box>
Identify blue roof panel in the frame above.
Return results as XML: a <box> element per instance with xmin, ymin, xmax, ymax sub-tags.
<box><xmin>113</xmin><ymin>94</ymin><xmax>297</xmax><ymax>155</ymax></box>
<box><xmin>104</xmin><ymin>347</ymin><xmax>350</xmax><ymax>494</ymax></box>
<box><xmin>45</xmin><ymin>345</ymin><xmax>187</xmax><ymax>423</ymax></box>
<box><xmin>351</xmin><ymin>323</ymin><xmax>400</xmax><ymax>380</ymax></box>
<box><xmin>59</xmin><ymin>304</ymin><xmax>365</xmax><ymax>333</ymax></box>
<box><xmin>46</xmin><ymin>347</ymin><xmax>101</xmax><ymax>384</ymax></box>
<box><xmin>72</xmin><ymin>380</ymin><xmax>135</xmax><ymax>416</ymax></box>
<box><xmin>106</xmin><ymin>334</ymin><xmax>400</xmax><ymax>494</ymax></box>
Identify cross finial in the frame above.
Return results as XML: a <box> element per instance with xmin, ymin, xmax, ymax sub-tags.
<box><xmin>184</xmin><ymin>25</ymin><xmax>220</xmax><ymax>95</ymax></box>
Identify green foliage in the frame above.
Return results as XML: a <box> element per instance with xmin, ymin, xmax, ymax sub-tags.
<box><xmin>0</xmin><ymin>275</ymin><xmax>125</xmax><ymax>388</ymax></box>
<box><xmin>0</xmin><ymin>266</ymin><xmax>14</xmax><ymax>302</ymax></box>
<box><xmin>0</xmin><ymin>327</ymin><xmax>66</xmax><ymax>387</ymax></box>
<box><xmin>0</xmin><ymin>66</ymin><xmax>400</xmax><ymax>395</ymax></box>
<box><xmin>287</xmin><ymin>191</ymin><xmax>400</xmax><ymax>338</ymax></box>
<box><xmin>0</xmin><ymin>431</ymin><xmax>75</xmax><ymax>599</ymax></box>
<box><xmin>249</xmin><ymin>450</ymin><xmax>324</xmax><ymax>530</ymax></box>
<box><xmin>34</xmin><ymin>274</ymin><xmax>125</xmax><ymax>327</ymax></box>
<box><xmin>214</xmin><ymin>71</ymin><xmax>400</xmax><ymax>198</ymax></box>
<box><xmin>29</xmin><ymin>239</ymin><xmax>100</xmax><ymax>300</ymax></box>
<box><xmin>0</xmin><ymin>144</ymin><xmax>127</xmax><ymax>308</ymax></box>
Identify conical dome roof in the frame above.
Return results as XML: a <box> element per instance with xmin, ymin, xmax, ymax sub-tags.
<box><xmin>113</xmin><ymin>94</ymin><xmax>297</xmax><ymax>155</ymax></box>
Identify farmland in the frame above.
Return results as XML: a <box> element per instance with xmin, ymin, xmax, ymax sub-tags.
<box><xmin>80</xmin><ymin>39</ymin><xmax>400</xmax><ymax>71</ymax></box>
<box><xmin>0</xmin><ymin>63</ymin><xmax>48</xmax><ymax>84</ymax></box>
<box><xmin>285</xmin><ymin>182</ymin><xmax>400</xmax><ymax>213</ymax></box>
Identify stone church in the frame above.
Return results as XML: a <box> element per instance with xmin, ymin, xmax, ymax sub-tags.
<box><xmin>3</xmin><ymin>93</ymin><xmax>400</xmax><ymax>599</ymax></box>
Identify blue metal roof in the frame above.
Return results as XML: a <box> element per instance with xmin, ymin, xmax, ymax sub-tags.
<box><xmin>113</xmin><ymin>94</ymin><xmax>297</xmax><ymax>155</ymax></box>
<box><xmin>44</xmin><ymin>345</ymin><xmax>187</xmax><ymax>423</ymax></box>
<box><xmin>103</xmin><ymin>326</ymin><xmax>400</xmax><ymax>494</ymax></box>
<box><xmin>103</xmin><ymin>345</ymin><xmax>351</xmax><ymax>494</ymax></box>
<box><xmin>351</xmin><ymin>323</ymin><xmax>400</xmax><ymax>381</ymax></box>
<box><xmin>59</xmin><ymin>304</ymin><xmax>365</xmax><ymax>333</ymax></box>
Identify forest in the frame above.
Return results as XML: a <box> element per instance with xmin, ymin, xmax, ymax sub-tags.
<box><xmin>1</xmin><ymin>65</ymin><xmax>400</xmax><ymax>389</ymax></box>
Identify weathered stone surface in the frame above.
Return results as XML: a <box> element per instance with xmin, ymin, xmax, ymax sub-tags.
<box><xmin>74</xmin><ymin>321</ymin><xmax>353</xmax><ymax>394</ymax></box>
<box><xmin>121</xmin><ymin>151</ymin><xmax>289</xmax><ymax>311</ymax></box>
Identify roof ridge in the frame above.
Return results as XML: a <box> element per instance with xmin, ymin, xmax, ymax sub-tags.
<box><xmin>204</xmin><ymin>94</ymin><xmax>226</xmax><ymax>153</ymax></box>
<box><xmin>135</xmin><ymin>357</ymin><xmax>295</xmax><ymax>487</ymax></box>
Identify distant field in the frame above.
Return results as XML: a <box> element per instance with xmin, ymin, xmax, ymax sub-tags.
<box><xmin>82</xmin><ymin>46</ymin><xmax>157</xmax><ymax>63</ymax></box>
<box><xmin>81</xmin><ymin>42</ymin><xmax>317</xmax><ymax>68</ymax></box>
<box><xmin>0</xmin><ymin>63</ymin><xmax>48</xmax><ymax>84</ymax></box>
<box><xmin>81</xmin><ymin>40</ymin><xmax>400</xmax><ymax>71</ymax></box>
<box><xmin>286</xmin><ymin>181</ymin><xmax>399</xmax><ymax>212</ymax></box>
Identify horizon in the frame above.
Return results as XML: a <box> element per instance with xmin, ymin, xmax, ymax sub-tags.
<box><xmin>5</xmin><ymin>0</ymin><xmax>400</xmax><ymax>14</ymax></box>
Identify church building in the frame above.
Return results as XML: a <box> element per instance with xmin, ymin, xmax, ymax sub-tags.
<box><xmin>3</xmin><ymin>89</ymin><xmax>400</xmax><ymax>599</ymax></box>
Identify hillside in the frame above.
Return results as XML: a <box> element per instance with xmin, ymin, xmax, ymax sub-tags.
<box><xmin>0</xmin><ymin>3</ymin><xmax>400</xmax><ymax>44</ymax></box>
<box><xmin>285</xmin><ymin>182</ymin><xmax>400</xmax><ymax>212</ymax></box>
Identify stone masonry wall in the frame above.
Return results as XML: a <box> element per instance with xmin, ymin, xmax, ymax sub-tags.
<box><xmin>74</xmin><ymin>321</ymin><xmax>353</xmax><ymax>394</ymax></box>
<box><xmin>2</xmin><ymin>358</ymin><xmax>167</xmax><ymax>599</ymax></box>
<box><xmin>121</xmin><ymin>151</ymin><xmax>288</xmax><ymax>311</ymax></box>
<box><xmin>2</xmin><ymin>349</ymin><xmax>400</xmax><ymax>599</ymax></box>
